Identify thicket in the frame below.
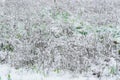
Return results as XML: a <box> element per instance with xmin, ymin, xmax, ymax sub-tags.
<box><xmin>0</xmin><ymin>0</ymin><xmax>120</xmax><ymax>74</ymax></box>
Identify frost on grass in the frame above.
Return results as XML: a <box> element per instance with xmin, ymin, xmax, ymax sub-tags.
<box><xmin>0</xmin><ymin>0</ymin><xmax>120</xmax><ymax>80</ymax></box>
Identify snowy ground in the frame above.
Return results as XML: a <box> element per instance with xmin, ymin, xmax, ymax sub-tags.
<box><xmin>0</xmin><ymin>64</ymin><xmax>119</xmax><ymax>80</ymax></box>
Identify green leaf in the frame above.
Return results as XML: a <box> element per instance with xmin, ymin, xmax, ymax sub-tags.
<box><xmin>16</xmin><ymin>33</ymin><xmax>22</xmax><ymax>39</ymax></box>
<box><xmin>79</xmin><ymin>31</ymin><xmax>88</xmax><ymax>36</ymax></box>
<box><xmin>7</xmin><ymin>73</ymin><xmax>12</xmax><ymax>80</ymax></box>
<box><xmin>110</xmin><ymin>66</ymin><xmax>116</xmax><ymax>75</ymax></box>
<box><xmin>76</xmin><ymin>26</ymin><xmax>82</xmax><ymax>29</ymax></box>
<box><xmin>54</xmin><ymin>69</ymin><xmax>60</xmax><ymax>73</ymax></box>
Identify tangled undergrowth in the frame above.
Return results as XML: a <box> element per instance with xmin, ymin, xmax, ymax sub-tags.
<box><xmin>0</xmin><ymin>0</ymin><xmax>120</xmax><ymax>78</ymax></box>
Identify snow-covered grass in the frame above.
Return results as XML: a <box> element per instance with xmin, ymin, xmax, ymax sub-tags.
<box><xmin>0</xmin><ymin>0</ymin><xmax>120</xmax><ymax>80</ymax></box>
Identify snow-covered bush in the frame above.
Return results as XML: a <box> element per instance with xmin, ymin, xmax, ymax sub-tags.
<box><xmin>0</xmin><ymin>0</ymin><xmax>120</xmax><ymax>75</ymax></box>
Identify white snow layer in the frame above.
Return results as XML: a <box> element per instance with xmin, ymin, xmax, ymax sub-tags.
<box><xmin>0</xmin><ymin>64</ymin><xmax>119</xmax><ymax>80</ymax></box>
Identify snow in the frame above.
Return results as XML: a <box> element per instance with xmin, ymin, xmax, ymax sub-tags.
<box><xmin>0</xmin><ymin>64</ymin><xmax>119</xmax><ymax>80</ymax></box>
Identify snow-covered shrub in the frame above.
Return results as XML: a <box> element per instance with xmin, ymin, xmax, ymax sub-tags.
<box><xmin>0</xmin><ymin>0</ymin><xmax>120</xmax><ymax>75</ymax></box>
